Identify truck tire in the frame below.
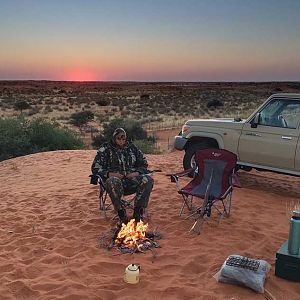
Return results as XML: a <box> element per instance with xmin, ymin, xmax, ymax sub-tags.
<box><xmin>183</xmin><ymin>142</ymin><xmax>215</xmax><ymax>177</ymax></box>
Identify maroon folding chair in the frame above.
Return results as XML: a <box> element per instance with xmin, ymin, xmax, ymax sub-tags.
<box><xmin>168</xmin><ymin>148</ymin><xmax>237</xmax><ymax>234</ymax></box>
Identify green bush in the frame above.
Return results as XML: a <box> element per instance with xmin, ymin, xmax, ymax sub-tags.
<box><xmin>102</xmin><ymin>118</ymin><xmax>148</xmax><ymax>141</ymax></box>
<box><xmin>207</xmin><ymin>99</ymin><xmax>224</xmax><ymax>109</ymax></box>
<box><xmin>91</xmin><ymin>118</ymin><xmax>157</xmax><ymax>154</ymax></box>
<box><xmin>133</xmin><ymin>139</ymin><xmax>159</xmax><ymax>154</ymax></box>
<box><xmin>0</xmin><ymin>117</ymin><xmax>84</xmax><ymax>161</ymax></box>
<box><xmin>70</xmin><ymin>110</ymin><xmax>94</xmax><ymax>127</ymax></box>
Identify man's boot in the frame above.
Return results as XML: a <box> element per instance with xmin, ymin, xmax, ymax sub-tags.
<box><xmin>117</xmin><ymin>208</ymin><xmax>128</xmax><ymax>225</ymax></box>
<box><xmin>133</xmin><ymin>206</ymin><xmax>144</xmax><ymax>222</ymax></box>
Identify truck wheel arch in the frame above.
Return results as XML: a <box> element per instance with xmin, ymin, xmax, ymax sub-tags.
<box><xmin>183</xmin><ymin>138</ymin><xmax>220</xmax><ymax>176</ymax></box>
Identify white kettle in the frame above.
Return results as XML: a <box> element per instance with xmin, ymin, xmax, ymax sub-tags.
<box><xmin>124</xmin><ymin>264</ymin><xmax>140</xmax><ymax>284</ymax></box>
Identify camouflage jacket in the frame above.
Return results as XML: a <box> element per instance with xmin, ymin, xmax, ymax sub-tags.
<box><xmin>91</xmin><ymin>141</ymin><xmax>149</xmax><ymax>180</ymax></box>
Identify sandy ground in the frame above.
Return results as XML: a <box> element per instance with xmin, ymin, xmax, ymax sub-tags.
<box><xmin>1</xmin><ymin>150</ymin><xmax>300</xmax><ymax>300</ymax></box>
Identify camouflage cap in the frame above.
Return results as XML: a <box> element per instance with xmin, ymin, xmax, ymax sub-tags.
<box><xmin>112</xmin><ymin>127</ymin><xmax>126</xmax><ymax>139</ymax></box>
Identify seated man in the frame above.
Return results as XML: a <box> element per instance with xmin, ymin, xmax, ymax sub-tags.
<box><xmin>91</xmin><ymin>128</ymin><xmax>154</xmax><ymax>224</ymax></box>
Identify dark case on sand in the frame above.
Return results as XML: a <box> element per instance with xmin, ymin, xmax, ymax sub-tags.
<box><xmin>275</xmin><ymin>240</ymin><xmax>300</xmax><ymax>282</ymax></box>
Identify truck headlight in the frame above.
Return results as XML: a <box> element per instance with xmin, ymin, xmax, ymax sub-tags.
<box><xmin>182</xmin><ymin>125</ymin><xmax>191</xmax><ymax>135</ymax></box>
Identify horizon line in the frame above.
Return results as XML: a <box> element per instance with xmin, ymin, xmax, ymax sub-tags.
<box><xmin>0</xmin><ymin>79</ymin><xmax>299</xmax><ymax>84</ymax></box>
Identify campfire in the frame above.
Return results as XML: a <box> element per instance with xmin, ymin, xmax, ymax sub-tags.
<box><xmin>114</xmin><ymin>219</ymin><xmax>160</xmax><ymax>253</ymax></box>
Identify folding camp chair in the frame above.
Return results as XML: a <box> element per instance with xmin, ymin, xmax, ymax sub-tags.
<box><xmin>89</xmin><ymin>170</ymin><xmax>161</xmax><ymax>219</ymax></box>
<box><xmin>89</xmin><ymin>174</ymin><xmax>135</xmax><ymax>219</ymax></box>
<box><xmin>167</xmin><ymin>148</ymin><xmax>237</xmax><ymax>234</ymax></box>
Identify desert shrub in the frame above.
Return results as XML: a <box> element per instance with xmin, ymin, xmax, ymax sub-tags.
<box><xmin>14</xmin><ymin>100</ymin><xmax>31</xmax><ymax>113</ymax></box>
<box><xmin>207</xmin><ymin>99</ymin><xmax>224</xmax><ymax>109</ymax></box>
<box><xmin>44</xmin><ymin>105</ymin><xmax>53</xmax><ymax>113</ymax></box>
<box><xmin>140</xmin><ymin>94</ymin><xmax>150</xmax><ymax>100</ymax></box>
<box><xmin>28</xmin><ymin>106</ymin><xmax>40</xmax><ymax>116</ymax></box>
<box><xmin>0</xmin><ymin>117</ymin><xmax>84</xmax><ymax>161</ymax></box>
<box><xmin>70</xmin><ymin>110</ymin><xmax>94</xmax><ymax>127</ymax></box>
<box><xmin>102</xmin><ymin>118</ymin><xmax>148</xmax><ymax>141</ymax></box>
<box><xmin>84</xmin><ymin>104</ymin><xmax>92</xmax><ymax>109</ymax></box>
<box><xmin>96</xmin><ymin>99</ymin><xmax>110</xmax><ymax>106</ymax></box>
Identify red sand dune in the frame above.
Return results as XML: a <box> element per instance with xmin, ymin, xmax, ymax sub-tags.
<box><xmin>1</xmin><ymin>150</ymin><xmax>300</xmax><ymax>300</ymax></box>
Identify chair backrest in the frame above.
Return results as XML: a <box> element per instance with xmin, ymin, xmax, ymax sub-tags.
<box><xmin>183</xmin><ymin>148</ymin><xmax>237</xmax><ymax>199</ymax></box>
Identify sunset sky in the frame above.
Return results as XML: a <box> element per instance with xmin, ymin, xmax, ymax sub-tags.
<box><xmin>1</xmin><ymin>0</ymin><xmax>300</xmax><ymax>81</ymax></box>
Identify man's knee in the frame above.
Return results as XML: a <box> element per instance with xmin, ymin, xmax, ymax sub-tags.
<box><xmin>105</xmin><ymin>176</ymin><xmax>122</xmax><ymax>189</ymax></box>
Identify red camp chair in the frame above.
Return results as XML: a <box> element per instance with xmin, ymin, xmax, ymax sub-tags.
<box><xmin>168</xmin><ymin>149</ymin><xmax>237</xmax><ymax>234</ymax></box>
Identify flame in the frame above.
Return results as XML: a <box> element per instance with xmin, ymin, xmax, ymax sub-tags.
<box><xmin>115</xmin><ymin>219</ymin><xmax>148</xmax><ymax>250</ymax></box>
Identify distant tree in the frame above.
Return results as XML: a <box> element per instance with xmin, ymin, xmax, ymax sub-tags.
<box><xmin>207</xmin><ymin>99</ymin><xmax>224</xmax><ymax>109</ymax></box>
<box><xmin>95</xmin><ymin>99</ymin><xmax>109</xmax><ymax>106</ymax></box>
<box><xmin>140</xmin><ymin>94</ymin><xmax>150</xmax><ymax>100</ymax></box>
<box><xmin>102</xmin><ymin>118</ymin><xmax>148</xmax><ymax>141</ymax></box>
<box><xmin>14</xmin><ymin>100</ymin><xmax>31</xmax><ymax>113</ymax></box>
<box><xmin>70</xmin><ymin>110</ymin><xmax>94</xmax><ymax>129</ymax></box>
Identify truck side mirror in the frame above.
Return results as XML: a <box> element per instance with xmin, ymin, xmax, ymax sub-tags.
<box><xmin>251</xmin><ymin>113</ymin><xmax>261</xmax><ymax>128</ymax></box>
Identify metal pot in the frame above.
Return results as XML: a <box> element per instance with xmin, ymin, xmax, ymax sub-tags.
<box><xmin>124</xmin><ymin>264</ymin><xmax>140</xmax><ymax>284</ymax></box>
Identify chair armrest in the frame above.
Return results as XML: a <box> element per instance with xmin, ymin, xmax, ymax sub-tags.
<box><xmin>89</xmin><ymin>174</ymin><xmax>98</xmax><ymax>185</ymax></box>
<box><xmin>166</xmin><ymin>168</ymin><xmax>194</xmax><ymax>183</ymax></box>
<box><xmin>148</xmin><ymin>169</ymin><xmax>162</xmax><ymax>173</ymax></box>
<box><xmin>89</xmin><ymin>174</ymin><xmax>106</xmax><ymax>189</ymax></box>
<box><xmin>166</xmin><ymin>168</ymin><xmax>194</xmax><ymax>178</ymax></box>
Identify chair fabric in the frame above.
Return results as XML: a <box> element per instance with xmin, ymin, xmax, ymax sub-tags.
<box><xmin>181</xmin><ymin>149</ymin><xmax>237</xmax><ymax>199</ymax></box>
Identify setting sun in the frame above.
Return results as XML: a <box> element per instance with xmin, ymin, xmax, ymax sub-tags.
<box><xmin>62</xmin><ymin>68</ymin><xmax>99</xmax><ymax>81</ymax></box>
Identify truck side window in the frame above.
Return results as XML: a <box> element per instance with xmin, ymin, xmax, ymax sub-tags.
<box><xmin>259</xmin><ymin>99</ymin><xmax>300</xmax><ymax>129</ymax></box>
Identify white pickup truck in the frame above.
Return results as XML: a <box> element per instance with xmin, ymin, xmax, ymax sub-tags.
<box><xmin>174</xmin><ymin>93</ymin><xmax>300</xmax><ymax>176</ymax></box>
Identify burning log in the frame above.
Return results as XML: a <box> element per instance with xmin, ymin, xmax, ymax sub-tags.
<box><xmin>114</xmin><ymin>219</ymin><xmax>160</xmax><ymax>254</ymax></box>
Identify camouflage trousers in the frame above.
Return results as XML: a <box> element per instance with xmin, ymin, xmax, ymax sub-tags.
<box><xmin>105</xmin><ymin>175</ymin><xmax>154</xmax><ymax>211</ymax></box>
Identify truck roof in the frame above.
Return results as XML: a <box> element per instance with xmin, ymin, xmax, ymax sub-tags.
<box><xmin>271</xmin><ymin>93</ymin><xmax>300</xmax><ymax>99</ymax></box>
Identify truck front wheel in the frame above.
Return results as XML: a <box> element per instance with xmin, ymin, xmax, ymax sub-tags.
<box><xmin>183</xmin><ymin>142</ymin><xmax>216</xmax><ymax>177</ymax></box>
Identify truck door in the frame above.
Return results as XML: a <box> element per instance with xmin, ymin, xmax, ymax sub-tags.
<box><xmin>238</xmin><ymin>98</ymin><xmax>300</xmax><ymax>171</ymax></box>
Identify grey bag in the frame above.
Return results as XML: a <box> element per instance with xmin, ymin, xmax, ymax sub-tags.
<box><xmin>214</xmin><ymin>255</ymin><xmax>271</xmax><ymax>293</ymax></box>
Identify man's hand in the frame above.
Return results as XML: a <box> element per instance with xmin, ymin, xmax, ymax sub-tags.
<box><xmin>108</xmin><ymin>172</ymin><xmax>124</xmax><ymax>179</ymax></box>
<box><xmin>126</xmin><ymin>172</ymin><xmax>139</xmax><ymax>179</ymax></box>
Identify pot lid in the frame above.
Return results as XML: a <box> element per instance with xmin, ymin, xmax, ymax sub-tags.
<box><xmin>128</xmin><ymin>264</ymin><xmax>139</xmax><ymax>271</ymax></box>
<box><xmin>292</xmin><ymin>210</ymin><xmax>300</xmax><ymax>218</ymax></box>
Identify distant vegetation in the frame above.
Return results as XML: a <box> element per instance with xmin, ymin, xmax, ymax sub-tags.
<box><xmin>14</xmin><ymin>99</ymin><xmax>31</xmax><ymax>113</ymax></box>
<box><xmin>207</xmin><ymin>99</ymin><xmax>224</xmax><ymax>109</ymax></box>
<box><xmin>0</xmin><ymin>116</ymin><xmax>84</xmax><ymax>161</ymax></box>
<box><xmin>70</xmin><ymin>110</ymin><xmax>94</xmax><ymax>129</ymax></box>
<box><xmin>92</xmin><ymin>118</ymin><xmax>158</xmax><ymax>154</ymax></box>
<box><xmin>1</xmin><ymin>81</ymin><xmax>300</xmax><ymax>151</ymax></box>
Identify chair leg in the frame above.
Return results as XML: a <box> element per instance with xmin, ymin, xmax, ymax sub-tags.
<box><xmin>190</xmin><ymin>184</ymin><xmax>211</xmax><ymax>235</ymax></box>
<box><xmin>223</xmin><ymin>192</ymin><xmax>232</xmax><ymax>217</ymax></box>
<box><xmin>99</xmin><ymin>192</ymin><xmax>110</xmax><ymax>219</ymax></box>
<box><xmin>215</xmin><ymin>192</ymin><xmax>232</xmax><ymax>221</ymax></box>
<box><xmin>180</xmin><ymin>194</ymin><xmax>193</xmax><ymax>216</ymax></box>
<box><xmin>189</xmin><ymin>203</ymin><xmax>208</xmax><ymax>235</ymax></box>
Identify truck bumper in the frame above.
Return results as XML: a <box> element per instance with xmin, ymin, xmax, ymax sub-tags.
<box><xmin>174</xmin><ymin>136</ymin><xmax>188</xmax><ymax>150</ymax></box>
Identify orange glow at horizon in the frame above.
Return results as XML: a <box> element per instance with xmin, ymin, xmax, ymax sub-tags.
<box><xmin>62</xmin><ymin>68</ymin><xmax>100</xmax><ymax>81</ymax></box>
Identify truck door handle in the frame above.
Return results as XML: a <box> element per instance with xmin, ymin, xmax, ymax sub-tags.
<box><xmin>245</xmin><ymin>133</ymin><xmax>262</xmax><ymax>137</ymax></box>
<box><xmin>281</xmin><ymin>136</ymin><xmax>292</xmax><ymax>140</ymax></box>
